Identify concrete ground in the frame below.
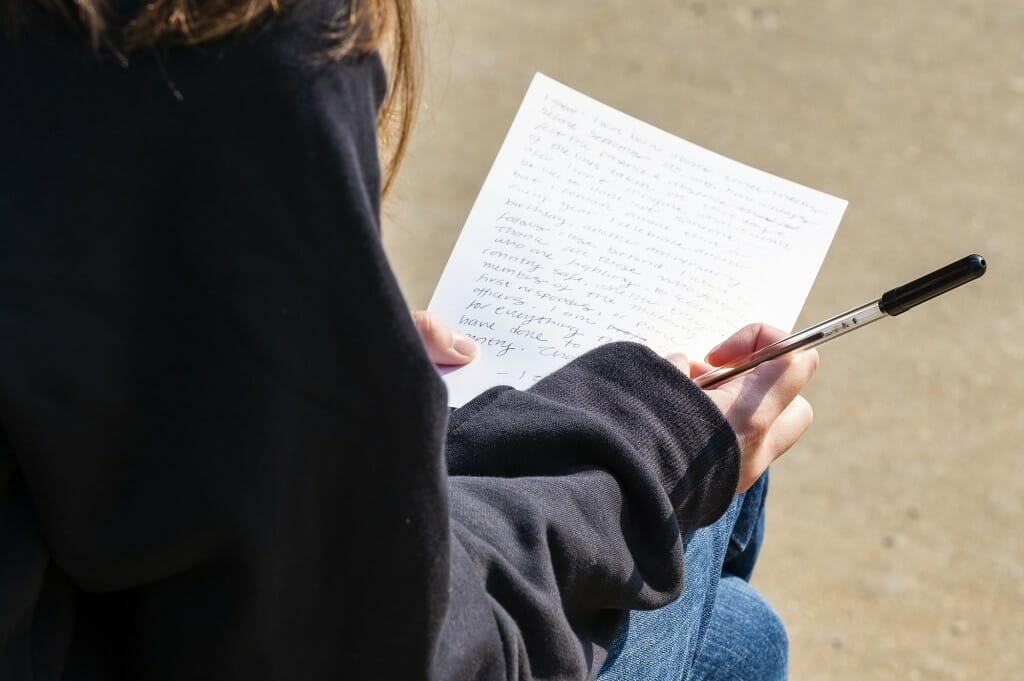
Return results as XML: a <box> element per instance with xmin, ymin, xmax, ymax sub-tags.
<box><xmin>382</xmin><ymin>1</ymin><xmax>1024</xmax><ymax>678</ymax></box>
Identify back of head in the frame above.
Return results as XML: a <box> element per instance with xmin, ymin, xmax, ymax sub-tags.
<box><xmin>0</xmin><ymin>0</ymin><xmax>419</xmax><ymax>196</ymax></box>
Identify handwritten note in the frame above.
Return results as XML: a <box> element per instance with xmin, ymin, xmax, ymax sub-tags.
<box><xmin>429</xmin><ymin>73</ymin><xmax>847</xmax><ymax>407</ymax></box>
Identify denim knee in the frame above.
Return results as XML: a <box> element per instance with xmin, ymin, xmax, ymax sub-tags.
<box><xmin>689</xmin><ymin>575</ymin><xmax>788</xmax><ymax>681</ymax></box>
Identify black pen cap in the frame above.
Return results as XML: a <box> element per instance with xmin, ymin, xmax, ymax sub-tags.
<box><xmin>879</xmin><ymin>254</ymin><xmax>986</xmax><ymax>316</ymax></box>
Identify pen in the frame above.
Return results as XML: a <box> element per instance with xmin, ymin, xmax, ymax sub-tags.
<box><xmin>694</xmin><ymin>254</ymin><xmax>987</xmax><ymax>389</ymax></box>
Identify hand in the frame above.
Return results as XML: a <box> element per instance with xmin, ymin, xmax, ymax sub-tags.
<box><xmin>666</xmin><ymin>324</ymin><xmax>818</xmax><ymax>493</ymax></box>
<box><xmin>410</xmin><ymin>310</ymin><xmax>479</xmax><ymax>366</ymax></box>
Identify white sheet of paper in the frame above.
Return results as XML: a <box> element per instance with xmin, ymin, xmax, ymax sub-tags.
<box><xmin>429</xmin><ymin>73</ymin><xmax>847</xmax><ymax>408</ymax></box>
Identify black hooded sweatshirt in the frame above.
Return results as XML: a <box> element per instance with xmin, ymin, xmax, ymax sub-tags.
<box><xmin>0</xmin><ymin>2</ymin><xmax>740</xmax><ymax>678</ymax></box>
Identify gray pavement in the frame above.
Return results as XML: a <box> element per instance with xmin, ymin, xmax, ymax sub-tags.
<box><xmin>383</xmin><ymin>2</ymin><xmax>1024</xmax><ymax>678</ymax></box>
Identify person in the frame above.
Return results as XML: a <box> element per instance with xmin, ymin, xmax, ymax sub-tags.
<box><xmin>416</xmin><ymin>313</ymin><xmax>793</xmax><ymax>681</ymax></box>
<box><xmin>0</xmin><ymin>1</ymin><xmax>816</xmax><ymax>679</ymax></box>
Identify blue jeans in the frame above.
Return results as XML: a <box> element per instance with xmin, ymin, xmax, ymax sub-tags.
<box><xmin>596</xmin><ymin>473</ymin><xmax>787</xmax><ymax>681</ymax></box>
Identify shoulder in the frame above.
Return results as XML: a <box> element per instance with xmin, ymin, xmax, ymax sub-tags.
<box><xmin>1</xmin><ymin>0</ymin><xmax>387</xmax><ymax>118</ymax></box>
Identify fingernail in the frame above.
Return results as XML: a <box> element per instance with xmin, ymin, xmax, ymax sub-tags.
<box><xmin>452</xmin><ymin>333</ymin><xmax>479</xmax><ymax>359</ymax></box>
<box><xmin>705</xmin><ymin>342</ymin><xmax>723</xmax><ymax>360</ymax></box>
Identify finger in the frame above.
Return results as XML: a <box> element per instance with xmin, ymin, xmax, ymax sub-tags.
<box><xmin>720</xmin><ymin>346</ymin><xmax>819</xmax><ymax>423</ymax></box>
<box><xmin>688</xmin><ymin>359</ymin><xmax>715</xmax><ymax>380</ymax></box>
<box><xmin>763</xmin><ymin>395</ymin><xmax>814</xmax><ymax>463</ymax></box>
<box><xmin>410</xmin><ymin>310</ymin><xmax>479</xmax><ymax>365</ymax></box>
<box><xmin>663</xmin><ymin>352</ymin><xmax>690</xmax><ymax>373</ymax></box>
<box><xmin>706</xmin><ymin>323</ymin><xmax>789</xmax><ymax>365</ymax></box>
<box><xmin>665</xmin><ymin>352</ymin><xmax>719</xmax><ymax>381</ymax></box>
<box><xmin>735</xmin><ymin>395</ymin><xmax>814</xmax><ymax>493</ymax></box>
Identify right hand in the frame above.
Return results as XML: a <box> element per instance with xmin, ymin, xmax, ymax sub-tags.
<box><xmin>666</xmin><ymin>324</ymin><xmax>818</xmax><ymax>493</ymax></box>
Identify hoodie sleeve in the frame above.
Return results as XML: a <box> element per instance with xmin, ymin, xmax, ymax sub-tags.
<box><xmin>434</xmin><ymin>342</ymin><xmax>739</xmax><ymax>679</ymax></box>
<box><xmin>0</xmin><ymin>5</ymin><xmax>738</xmax><ymax>679</ymax></box>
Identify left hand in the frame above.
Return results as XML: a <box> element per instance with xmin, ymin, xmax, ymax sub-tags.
<box><xmin>411</xmin><ymin>310</ymin><xmax>479</xmax><ymax>366</ymax></box>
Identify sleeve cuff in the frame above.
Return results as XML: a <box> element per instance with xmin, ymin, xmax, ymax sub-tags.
<box><xmin>527</xmin><ymin>342</ymin><xmax>741</xmax><ymax>534</ymax></box>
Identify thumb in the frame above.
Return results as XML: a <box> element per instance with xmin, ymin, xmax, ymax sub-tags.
<box><xmin>411</xmin><ymin>310</ymin><xmax>479</xmax><ymax>366</ymax></box>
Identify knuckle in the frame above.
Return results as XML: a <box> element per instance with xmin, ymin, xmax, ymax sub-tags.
<box><xmin>743</xmin><ymin>323</ymin><xmax>765</xmax><ymax>347</ymax></box>
<box><xmin>410</xmin><ymin>309</ymin><xmax>430</xmax><ymax>327</ymax></box>
<box><xmin>779</xmin><ymin>347</ymin><xmax>817</xmax><ymax>386</ymax></box>
<box><xmin>755</xmin><ymin>323</ymin><xmax>787</xmax><ymax>347</ymax></box>
<box><xmin>745</xmin><ymin>409</ymin><xmax>773</xmax><ymax>442</ymax></box>
<box><xmin>411</xmin><ymin>310</ymin><xmax>438</xmax><ymax>339</ymax></box>
<box><xmin>803</xmin><ymin>348</ymin><xmax>820</xmax><ymax>375</ymax></box>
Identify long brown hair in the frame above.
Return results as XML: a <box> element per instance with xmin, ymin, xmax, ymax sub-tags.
<box><xmin>2</xmin><ymin>0</ymin><xmax>418</xmax><ymax>197</ymax></box>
